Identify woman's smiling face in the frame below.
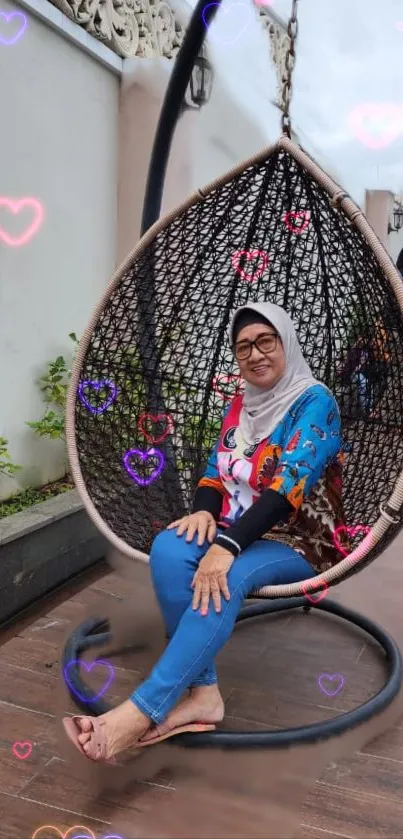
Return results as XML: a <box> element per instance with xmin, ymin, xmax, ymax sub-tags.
<box><xmin>234</xmin><ymin>322</ymin><xmax>286</xmax><ymax>389</ymax></box>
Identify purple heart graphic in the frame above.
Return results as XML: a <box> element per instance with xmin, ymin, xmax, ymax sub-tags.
<box><xmin>0</xmin><ymin>11</ymin><xmax>27</xmax><ymax>45</ymax></box>
<box><xmin>202</xmin><ymin>2</ymin><xmax>253</xmax><ymax>46</ymax></box>
<box><xmin>318</xmin><ymin>672</ymin><xmax>345</xmax><ymax>698</ymax></box>
<box><xmin>63</xmin><ymin>659</ymin><xmax>115</xmax><ymax>702</ymax></box>
<box><xmin>78</xmin><ymin>379</ymin><xmax>117</xmax><ymax>415</ymax></box>
<box><xmin>123</xmin><ymin>447</ymin><xmax>165</xmax><ymax>486</ymax></box>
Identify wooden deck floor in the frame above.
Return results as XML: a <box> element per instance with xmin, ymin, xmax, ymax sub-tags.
<box><xmin>1</xmin><ymin>533</ymin><xmax>403</xmax><ymax>839</ymax></box>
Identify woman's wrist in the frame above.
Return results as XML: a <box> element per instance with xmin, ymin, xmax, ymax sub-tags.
<box><xmin>215</xmin><ymin>532</ymin><xmax>242</xmax><ymax>557</ymax></box>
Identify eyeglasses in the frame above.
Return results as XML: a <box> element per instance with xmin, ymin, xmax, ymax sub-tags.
<box><xmin>233</xmin><ymin>332</ymin><xmax>279</xmax><ymax>361</ymax></box>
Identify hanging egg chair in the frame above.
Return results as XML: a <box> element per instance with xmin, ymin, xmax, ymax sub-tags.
<box><xmin>62</xmin><ymin>0</ymin><xmax>403</xmax><ymax>748</ymax></box>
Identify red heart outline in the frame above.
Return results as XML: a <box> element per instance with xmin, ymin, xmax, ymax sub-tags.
<box><xmin>138</xmin><ymin>413</ymin><xmax>174</xmax><ymax>444</ymax></box>
<box><xmin>283</xmin><ymin>210</ymin><xmax>311</xmax><ymax>234</ymax></box>
<box><xmin>0</xmin><ymin>197</ymin><xmax>44</xmax><ymax>247</ymax></box>
<box><xmin>231</xmin><ymin>249</ymin><xmax>270</xmax><ymax>282</ymax></box>
<box><xmin>333</xmin><ymin>525</ymin><xmax>370</xmax><ymax>558</ymax></box>
<box><xmin>12</xmin><ymin>740</ymin><xmax>32</xmax><ymax>760</ymax></box>
<box><xmin>301</xmin><ymin>578</ymin><xmax>329</xmax><ymax>604</ymax></box>
<box><xmin>212</xmin><ymin>374</ymin><xmax>244</xmax><ymax>402</ymax></box>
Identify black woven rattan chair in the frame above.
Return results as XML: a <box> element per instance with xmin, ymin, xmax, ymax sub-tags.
<box><xmin>62</xmin><ymin>0</ymin><xmax>403</xmax><ymax>748</ymax></box>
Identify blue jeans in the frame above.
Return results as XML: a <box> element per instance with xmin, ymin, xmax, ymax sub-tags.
<box><xmin>131</xmin><ymin>528</ymin><xmax>315</xmax><ymax>724</ymax></box>
<box><xmin>352</xmin><ymin>371</ymin><xmax>372</xmax><ymax>413</ymax></box>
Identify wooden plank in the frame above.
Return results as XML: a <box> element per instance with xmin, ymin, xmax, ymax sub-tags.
<box><xmin>302</xmin><ymin>781</ymin><xmax>403</xmax><ymax>838</ymax></box>
<box><xmin>21</xmin><ymin>755</ymin><xmax>174</xmax><ymax>824</ymax></box>
<box><xmin>0</xmin><ymin>790</ymin><xmax>111</xmax><ymax>839</ymax></box>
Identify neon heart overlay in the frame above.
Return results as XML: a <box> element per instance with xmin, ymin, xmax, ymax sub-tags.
<box><xmin>0</xmin><ymin>197</ymin><xmax>44</xmax><ymax>247</ymax></box>
<box><xmin>123</xmin><ymin>447</ymin><xmax>165</xmax><ymax>486</ymax></box>
<box><xmin>78</xmin><ymin>379</ymin><xmax>118</xmax><ymax>415</ymax></box>
<box><xmin>231</xmin><ymin>249</ymin><xmax>270</xmax><ymax>282</ymax></box>
<box><xmin>212</xmin><ymin>374</ymin><xmax>245</xmax><ymax>401</ymax></box>
<box><xmin>202</xmin><ymin>2</ymin><xmax>253</xmax><ymax>46</ymax></box>
<box><xmin>12</xmin><ymin>740</ymin><xmax>32</xmax><ymax>760</ymax></box>
<box><xmin>333</xmin><ymin>525</ymin><xmax>371</xmax><ymax>558</ymax></box>
<box><xmin>348</xmin><ymin>103</ymin><xmax>403</xmax><ymax>150</ymax></box>
<box><xmin>0</xmin><ymin>11</ymin><xmax>27</xmax><ymax>44</ymax></box>
<box><xmin>138</xmin><ymin>412</ymin><xmax>174</xmax><ymax>444</ymax></box>
<box><xmin>318</xmin><ymin>672</ymin><xmax>345</xmax><ymax>698</ymax></box>
<box><xmin>283</xmin><ymin>210</ymin><xmax>311</xmax><ymax>234</ymax></box>
<box><xmin>63</xmin><ymin>659</ymin><xmax>115</xmax><ymax>702</ymax></box>
<box><xmin>32</xmin><ymin>827</ymin><xmax>95</xmax><ymax>839</ymax></box>
<box><xmin>301</xmin><ymin>578</ymin><xmax>328</xmax><ymax>604</ymax></box>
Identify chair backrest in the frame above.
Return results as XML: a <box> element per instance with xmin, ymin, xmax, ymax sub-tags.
<box><xmin>67</xmin><ymin>137</ymin><xmax>403</xmax><ymax>567</ymax></box>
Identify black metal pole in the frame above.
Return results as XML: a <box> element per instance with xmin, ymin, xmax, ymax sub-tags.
<box><xmin>133</xmin><ymin>0</ymin><xmax>224</xmax><ymax>520</ymax></box>
<box><xmin>140</xmin><ymin>0</ymin><xmax>222</xmax><ymax>235</ymax></box>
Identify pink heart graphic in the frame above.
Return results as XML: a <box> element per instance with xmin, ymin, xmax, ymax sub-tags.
<box><xmin>348</xmin><ymin>103</ymin><xmax>403</xmax><ymax>149</ymax></box>
<box><xmin>283</xmin><ymin>210</ymin><xmax>311</xmax><ymax>234</ymax></box>
<box><xmin>333</xmin><ymin>525</ymin><xmax>370</xmax><ymax>558</ymax></box>
<box><xmin>63</xmin><ymin>659</ymin><xmax>115</xmax><ymax>702</ymax></box>
<box><xmin>395</xmin><ymin>21</ymin><xmax>403</xmax><ymax>31</ymax></box>
<box><xmin>0</xmin><ymin>197</ymin><xmax>44</xmax><ymax>247</ymax></box>
<box><xmin>0</xmin><ymin>11</ymin><xmax>27</xmax><ymax>44</ymax></box>
<box><xmin>138</xmin><ymin>412</ymin><xmax>174</xmax><ymax>444</ymax></box>
<box><xmin>202</xmin><ymin>2</ymin><xmax>253</xmax><ymax>46</ymax></box>
<box><xmin>301</xmin><ymin>578</ymin><xmax>329</xmax><ymax>604</ymax></box>
<box><xmin>12</xmin><ymin>740</ymin><xmax>32</xmax><ymax>760</ymax></box>
<box><xmin>212</xmin><ymin>374</ymin><xmax>245</xmax><ymax>402</ymax></box>
<box><xmin>231</xmin><ymin>250</ymin><xmax>270</xmax><ymax>282</ymax></box>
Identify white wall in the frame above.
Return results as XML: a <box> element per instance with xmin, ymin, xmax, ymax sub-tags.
<box><xmin>0</xmin><ymin>0</ymin><xmax>119</xmax><ymax>500</ymax></box>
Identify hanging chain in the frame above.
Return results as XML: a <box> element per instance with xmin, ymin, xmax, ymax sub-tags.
<box><xmin>281</xmin><ymin>0</ymin><xmax>299</xmax><ymax>138</ymax></box>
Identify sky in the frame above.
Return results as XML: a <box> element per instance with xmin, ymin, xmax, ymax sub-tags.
<box><xmin>179</xmin><ymin>0</ymin><xmax>403</xmax><ymax>206</ymax></box>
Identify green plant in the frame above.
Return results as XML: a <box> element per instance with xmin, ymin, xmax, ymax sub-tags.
<box><xmin>0</xmin><ymin>475</ymin><xmax>74</xmax><ymax>518</ymax></box>
<box><xmin>27</xmin><ymin>333</ymin><xmax>79</xmax><ymax>441</ymax></box>
<box><xmin>0</xmin><ymin>436</ymin><xmax>21</xmax><ymax>479</ymax></box>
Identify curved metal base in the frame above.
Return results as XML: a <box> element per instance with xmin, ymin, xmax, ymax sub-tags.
<box><xmin>62</xmin><ymin>597</ymin><xmax>402</xmax><ymax>750</ymax></box>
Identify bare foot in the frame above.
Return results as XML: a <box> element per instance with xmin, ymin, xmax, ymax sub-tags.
<box><xmin>77</xmin><ymin>699</ymin><xmax>151</xmax><ymax>760</ymax></box>
<box><xmin>140</xmin><ymin>684</ymin><xmax>225</xmax><ymax>742</ymax></box>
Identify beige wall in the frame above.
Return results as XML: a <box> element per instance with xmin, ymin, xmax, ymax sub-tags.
<box><xmin>117</xmin><ymin>59</ymin><xmax>196</xmax><ymax>262</ymax></box>
<box><xmin>117</xmin><ymin>50</ymin><xmax>277</xmax><ymax>265</ymax></box>
<box><xmin>365</xmin><ymin>190</ymin><xmax>403</xmax><ymax>266</ymax></box>
<box><xmin>0</xmin><ymin>0</ymin><xmax>119</xmax><ymax>500</ymax></box>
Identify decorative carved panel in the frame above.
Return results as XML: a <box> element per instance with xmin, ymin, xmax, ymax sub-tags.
<box><xmin>49</xmin><ymin>0</ymin><xmax>186</xmax><ymax>58</ymax></box>
<box><xmin>47</xmin><ymin>0</ymin><xmax>288</xmax><ymax>72</ymax></box>
<box><xmin>257</xmin><ymin>9</ymin><xmax>290</xmax><ymax>108</ymax></box>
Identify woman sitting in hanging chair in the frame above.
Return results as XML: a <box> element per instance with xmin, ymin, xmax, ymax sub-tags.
<box><xmin>63</xmin><ymin>301</ymin><xmax>348</xmax><ymax>763</ymax></box>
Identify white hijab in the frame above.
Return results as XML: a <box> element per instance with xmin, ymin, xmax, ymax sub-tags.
<box><xmin>228</xmin><ymin>301</ymin><xmax>327</xmax><ymax>445</ymax></box>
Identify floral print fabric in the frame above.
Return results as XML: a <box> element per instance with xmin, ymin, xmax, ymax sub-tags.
<box><xmin>198</xmin><ymin>384</ymin><xmax>349</xmax><ymax>573</ymax></box>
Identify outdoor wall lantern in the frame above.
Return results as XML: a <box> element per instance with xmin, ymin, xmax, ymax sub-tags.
<box><xmin>388</xmin><ymin>204</ymin><xmax>403</xmax><ymax>234</ymax></box>
<box><xmin>183</xmin><ymin>52</ymin><xmax>214</xmax><ymax>110</ymax></box>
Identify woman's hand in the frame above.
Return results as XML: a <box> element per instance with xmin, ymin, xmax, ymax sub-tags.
<box><xmin>191</xmin><ymin>544</ymin><xmax>234</xmax><ymax>615</ymax></box>
<box><xmin>167</xmin><ymin>511</ymin><xmax>217</xmax><ymax>546</ymax></box>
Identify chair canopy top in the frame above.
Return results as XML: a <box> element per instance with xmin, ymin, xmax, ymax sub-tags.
<box><xmin>67</xmin><ymin>137</ymin><xmax>403</xmax><ymax>586</ymax></box>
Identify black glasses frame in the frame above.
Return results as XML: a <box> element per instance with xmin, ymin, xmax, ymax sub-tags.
<box><xmin>233</xmin><ymin>331</ymin><xmax>279</xmax><ymax>360</ymax></box>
